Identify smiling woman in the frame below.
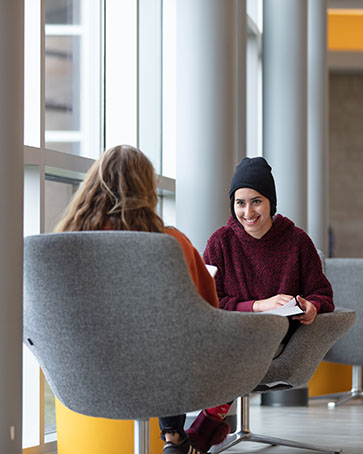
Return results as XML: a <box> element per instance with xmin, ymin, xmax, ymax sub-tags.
<box><xmin>204</xmin><ymin>156</ymin><xmax>333</xmax><ymax>318</ymax></box>
<box><xmin>184</xmin><ymin>156</ymin><xmax>335</xmax><ymax>452</ymax></box>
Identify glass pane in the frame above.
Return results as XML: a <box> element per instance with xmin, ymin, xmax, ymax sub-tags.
<box><xmin>45</xmin><ymin>0</ymin><xmax>102</xmax><ymax>159</ymax></box>
<box><xmin>24</xmin><ymin>0</ymin><xmax>41</xmax><ymax>147</ymax></box>
<box><xmin>46</xmin><ymin>0</ymin><xmax>81</xmax><ymax>25</ymax></box>
<box><xmin>43</xmin><ymin>177</ymin><xmax>80</xmax><ymax>438</ymax></box>
<box><xmin>138</xmin><ymin>0</ymin><xmax>162</xmax><ymax>173</ymax></box>
<box><xmin>45</xmin><ymin>178</ymin><xmax>79</xmax><ymax>233</ymax></box>
<box><xmin>45</xmin><ymin>36</ymin><xmax>81</xmax><ymax>131</ymax></box>
<box><xmin>105</xmin><ymin>0</ymin><xmax>137</xmax><ymax>150</ymax></box>
<box><xmin>44</xmin><ymin>380</ymin><xmax>56</xmax><ymax>439</ymax></box>
<box><xmin>162</xmin><ymin>0</ymin><xmax>176</xmax><ymax>178</ymax></box>
<box><xmin>247</xmin><ymin>35</ymin><xmax>261</xmax><ymax>158</ymax></box>
<box><xmin>247</xmin><ymin>0</ymin><xmax>263</xmax><ymax>31</ymax></box>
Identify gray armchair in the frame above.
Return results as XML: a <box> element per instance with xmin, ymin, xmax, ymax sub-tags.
<box><xmin>211</xmin><ymin>306</ymin><xmax>356</xmax><ymax>452</ymax></box>
<box><xmin>316</xmin><ymin>258</ymin><xmax>363</xmax><ymax>407</ymax></box>
<box><xmin>23</xmin><ymin>231</ymin><xmax>289</xmax><ymax>454</ymax></box>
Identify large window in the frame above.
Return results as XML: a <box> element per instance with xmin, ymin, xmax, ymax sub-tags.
<box><xmin>23</xmin><ymin>1</ymin><xmax>175</xmax><ymax>452</ymax></box>
<box><xmin>23</xmin><ymin>1</ymin><xmax>104</xmax><ymax>451</ymax></box>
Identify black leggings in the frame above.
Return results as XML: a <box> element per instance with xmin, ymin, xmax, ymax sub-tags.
<box><xmin>159</xmin><ymin>414</ymin><xmax>187</xmax><ymax>441</ymax></box>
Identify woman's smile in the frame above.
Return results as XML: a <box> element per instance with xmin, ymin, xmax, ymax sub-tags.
<box><xmin>243</xmin><ymin>216</ymin><xmax>259</xmax><ymax>225</ymax></box>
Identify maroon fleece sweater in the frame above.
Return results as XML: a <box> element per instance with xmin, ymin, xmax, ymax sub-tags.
<box><xmin>203</xmin><ymin>214</ymin><xmax>334</xmax><ymax>313</ymax></box>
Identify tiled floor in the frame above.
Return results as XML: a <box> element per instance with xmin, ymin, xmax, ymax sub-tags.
<box><xmin>212</xmin><ymin>396</ymin><xmax>363</xmax><ymax>454</ymax></box>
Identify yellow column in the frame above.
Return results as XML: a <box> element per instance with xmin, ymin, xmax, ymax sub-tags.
<box><xmin>55</xmin><ymin>399</ymin><xmax>164</xmax><ymax>454</ymax></box>
<box><xmin>308</xmin><ymin>361</ymin><xmax>352</xmax><ymax>397</ymax></box>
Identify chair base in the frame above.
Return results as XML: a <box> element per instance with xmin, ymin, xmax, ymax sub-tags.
<box><xmin>310</xmin><ymin>365</ymin><xmax>363</xmax><ymax>407</ymax></box>
<box><xmin>209</xmin><ymin>430</ymin><xmax>341</xmax><ymax>454</ymax></box>
<box><xmin>209</xmin><ymin>429</ymin><xmax>341</xmax><ymax>454</ymax></box>
<box><xmin>327</xmin><ymin>390</ymin><xmax>363</xmax><ymax>407</ymax></box>
<box><xmin>209</xmin><ymin>396</ymin><xmax>341</xmax><ymax>454</ymax></box>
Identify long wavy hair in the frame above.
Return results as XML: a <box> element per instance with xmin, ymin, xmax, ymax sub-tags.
<box><xmin>54</xmin><ymin>145</ymin><xmax>164</xmax><ymax>233</ymax></box>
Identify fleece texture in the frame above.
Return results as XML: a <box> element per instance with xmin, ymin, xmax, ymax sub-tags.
<box><xmin>204</xmin><ymin>215</ymin><xmax>334</xmax><ymax>314</ymax></box>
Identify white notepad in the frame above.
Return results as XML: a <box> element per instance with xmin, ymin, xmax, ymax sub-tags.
<box><xmin>206</xmin><ymin>264</ymin><xmax>218</xmax><ymax>278</ymax></box>
<box><xmin>263</xmin><ymin>297</ymin><xmax>305</xmax><ymax>317</ymax></box>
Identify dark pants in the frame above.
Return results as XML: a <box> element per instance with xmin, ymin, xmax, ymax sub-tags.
<box><xmin>283</xmin><ymin>318</ymin><xmax>301</xmax><ymax>344</ymax></box>
<box><xmin>159</xmin><ymin>414</ymin><xmax>187</xmax><ymax>442</ymax></box>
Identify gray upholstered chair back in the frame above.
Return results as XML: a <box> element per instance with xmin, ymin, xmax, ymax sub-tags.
<box><xmin>317</xmin><ymin>249</ymin><xmax>326</xmax><ymax>273</ymax></box>
<box><xmin>24</xmin><ymin>231</ymin><xmax>289</xmax><ymax>420</ymax></box>
<box><xmin>324</xmin><ymin>258</ymin><xmax>363</xmax><ymax>365</ymax></box>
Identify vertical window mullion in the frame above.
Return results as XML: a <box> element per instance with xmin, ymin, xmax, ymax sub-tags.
<box><xmin>138</xmin><ymin>0</ymin><xmax>162</xmax><ymax>173</ymax></box>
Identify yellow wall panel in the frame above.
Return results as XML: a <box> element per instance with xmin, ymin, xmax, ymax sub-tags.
<box><xmin>308</xmin><ymin>361</ymin><xmax>352</xmax><ymax>397</ymax></box>
<box><xmin>328</xmin><ymin>10</ymin><xmax>363</xmax><ymax>51</ymax></box>
<box><xmin>55</xmin><ymin>399</ymin><xmax>164</xmax><ymax>454</ymax></box>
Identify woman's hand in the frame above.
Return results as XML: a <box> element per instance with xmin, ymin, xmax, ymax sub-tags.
<box><xmin>253</xmin><ymin>294</ymin><xmax>294</xmax><ymax>312</ymax></box>
<box><xmin>292</xmin><ymin>295</ymin><xmax>317</xmax><ymax>325</ymax></box>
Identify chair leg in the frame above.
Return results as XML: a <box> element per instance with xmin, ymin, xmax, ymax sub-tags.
<box><xmin>134</xmin><ymin>419</ymin><xmax>150</xmax><ymax>454</ymax></box>
<box><xmin>209</xmin><ymin>396</ymin><xmax>342</xmax><ymax>454</ymax></box>
<box><xmin>328</xmin><ymin>390</ymin><xmax>363</xmax><ymax>407</ymax></box>
<box><xmin>328</xmin><ymin>365</ymin><xmax>363</xmax><ymax>407</ymax></box>
<box><xmin>311</xmin><ymin>365</ymin><xmax>363</xmax><ymax>407</ymax></box>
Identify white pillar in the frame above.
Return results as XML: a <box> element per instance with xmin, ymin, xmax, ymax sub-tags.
<box><xmin>176</xmin><ymin>0</ymin><xmax>246</xmax><ymax>253</ymax></box>
<box><xmin>263</xmin><ymin>0</ymin><xmax>308</xmax><ymax>231</ymax></box>
<box><xmin>0</xmin><ymin>1</ymin><xmax>24</xmax><ymax>453</ymax></box>
<box><xmin>308</xmin><ymin>0</ymin><xmax>328</xmax><ymax>253</ymax></box>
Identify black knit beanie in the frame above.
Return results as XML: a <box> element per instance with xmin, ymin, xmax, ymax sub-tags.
<box><xmin>229</xmin><ymin>157</ymin><xmax>277</xmax><ymax>217</ymax></box>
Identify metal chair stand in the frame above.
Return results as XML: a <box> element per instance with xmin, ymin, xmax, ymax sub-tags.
<box><xmin>310</xmin><ymin>365</ymin><xmax>363</xmax><ymax>408</ymax></box>
<box><xmin>331</xmin><ymin>365</ymin><xmax>362</xmax><ymax>408</ymax></box>
<box><xmin>134</xmin><ymin>419</ymin><xmax>150</xmax><ymax>454</ymax></box>
<box><xmin>210</xmin><ymin>396</ymin><xmax>342</xmax><ymax>454</ymax></box>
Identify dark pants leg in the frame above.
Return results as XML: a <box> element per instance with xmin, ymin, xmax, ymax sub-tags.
<box><xmin>283</xmin><ymin>318</ymin><xmax>301</xmax><ymax>344</ymax></box>
<box><xmin>159</xmin><ymin>414</ymin><xmax>187</xmax><ymax>442</ymax></box>
<box><xmin>274</xmin><ymin>318</ymin><xmax>301</xmax><ymax>358</ymax></box>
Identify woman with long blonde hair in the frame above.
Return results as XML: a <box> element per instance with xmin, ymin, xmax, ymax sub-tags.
<box><xmin>55</xmin><ymin>145</ymin><xmax>164</xmax><ymax>233</ymax></box>
<box><xmin>55</xmin><ymin>145</ymin><xmax>218</xmax><ymax>454</ymax></box>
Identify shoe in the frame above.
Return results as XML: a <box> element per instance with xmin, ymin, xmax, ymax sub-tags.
<box><xmin>186</xmin><ymin>410</ymin><xmax>230</xmax><ymax>452</ymax></box>
<box><xmin>163</xmin><ymin>438</ymin><xmax>207</xmax><ymax>454</ymax></box>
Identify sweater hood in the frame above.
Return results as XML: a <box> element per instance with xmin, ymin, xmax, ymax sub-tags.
<box><xmin>227</xmin><ymin>214</ymin><xmax>295</xmax><ymax>243</ymax></box>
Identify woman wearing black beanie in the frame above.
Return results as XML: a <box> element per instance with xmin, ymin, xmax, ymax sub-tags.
<box><xmin>186</xmin><ymin>156</ymin><xmax>334</xmax><ymax>453</ymax></box>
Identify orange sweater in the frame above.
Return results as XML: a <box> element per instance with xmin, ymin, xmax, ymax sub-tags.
<box><xmin>165</xmin><ymin>227</ymin><xmax>219</xmax><ymax>308</ymax></box>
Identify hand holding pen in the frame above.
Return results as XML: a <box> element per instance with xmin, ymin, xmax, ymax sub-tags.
<box><xmin>292</xmin><ymin>295</ymin><xmax>318</xmax><ymax>325</ymax></box>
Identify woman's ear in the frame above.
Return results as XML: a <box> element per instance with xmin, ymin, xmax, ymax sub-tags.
<box><xmin>230</xmin><ymin>194</ymin><xmax>237</xmax><ymax>219</ymax></box>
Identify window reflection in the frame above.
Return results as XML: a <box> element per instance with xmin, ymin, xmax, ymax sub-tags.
<box><xmin>45</xmin><ymin>0</ymin><xmax>102</xmax><ymax>158</ymax></box>
<box><xmin>46</xmin><ymin>0</ymin><xmax>81</xmax><ymax>25</ymax></box>
<box><xmin>45</xmin><ymin>36</ymin><xmax>80</xmax><ymax>131</ymax></box>
<box><xmin>45</xmin><ymin>177</ymin><xmax>79</xmax><ymax>233</ymax></box>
